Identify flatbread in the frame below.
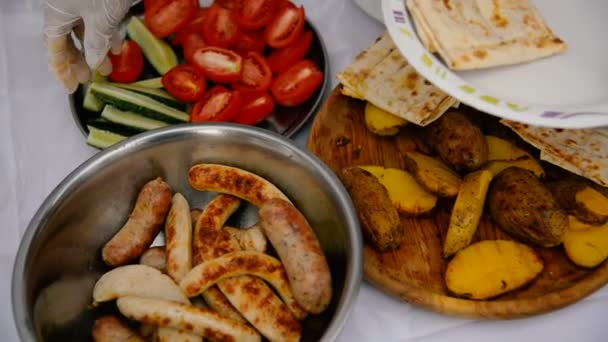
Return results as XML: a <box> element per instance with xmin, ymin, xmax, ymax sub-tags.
<box><xmin>337</xmin><ymin>32</ymin><xmax>457</xmax><ymax>126</ymax></box>
<box><xmin>501</xmin><ymin>120</ymin><xmax>608</xmax><ymax>187</ymax></box>
<box><xmin>406</xmin><ymin>0</ymin><xmax>568</xmax><ymax>70</ymax></box>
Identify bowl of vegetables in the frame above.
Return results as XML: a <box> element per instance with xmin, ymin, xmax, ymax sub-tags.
<box><xmin>70</xmin><ymin>0</ymin><xmax>329</xmax><ymax>149</ymax></box>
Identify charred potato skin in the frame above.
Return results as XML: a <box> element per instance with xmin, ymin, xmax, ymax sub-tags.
<box><xmin>549</xmin><ymin>179</ymin><xmax>608</xmax><ymax>225</ymax></box>
<box><xmin>340</xmin><ymin>167</ymin><xmax>403</xmax><ymax>251</ymax></box>
<box><xmin>488</xmin><ymin>167</ymin><xmax>568</xmax><ymax>247</ymax></box>
<box><xmin>424</xmin><ymin>111</ymin><xmax>488</xmax><ymax>172</ymax></box>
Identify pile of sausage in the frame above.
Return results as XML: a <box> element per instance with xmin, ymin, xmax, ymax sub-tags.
<box><xmin>91</xmin><ymin>164</ymin><xmax>332</xmax><ymax>342</ymax></box>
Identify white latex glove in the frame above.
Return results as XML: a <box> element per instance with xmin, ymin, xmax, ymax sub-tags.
<box><xmin>43</xmin><ymin>0</ymin><xmax>135</xmax><ymax>93</ymax></box>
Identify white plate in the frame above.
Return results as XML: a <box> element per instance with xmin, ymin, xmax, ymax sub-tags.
<box><xmin>382</xmin><ymin>0</ymin><xmax>608</xmax><ymax>128</ymax></box>
<box><xmin>353</xmin><ymin>0</ymin><xmax>384</xmax><ymax>23</ymax></box>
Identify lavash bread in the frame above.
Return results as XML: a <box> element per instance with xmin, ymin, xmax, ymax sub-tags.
<box><xmin>501</xmin><ymin>120</ymin><xmax>608</xmax><ymax>187</ymax></box>
<box><xmin>337</xmin><ymin>32</ymin><xmax>458</xmax><ymax>126</ymax></box>
<box><xmin>406</xmin><ymin>0</ymin><xmax>568</xmax><ymax>70</ymax></box>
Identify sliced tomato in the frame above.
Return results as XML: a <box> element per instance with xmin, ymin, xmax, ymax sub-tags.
<box><xmin>237</xmin><ymin>0</ymin><xmax>277</xmax><ymax>30</ymax></box>
<box><xmin>264</xmin><ymin>5</ymin><xmax>305</xmax><ymax>48</ymax></box>
<box><xmin>270</xmin><ymin>59</ymin><xmax>323</xmax><ymax>107</ymax></box>
<box><xmin>216</xmin><ymin>0</ymin><xmax>243</xmax><ymax>11</ymax></box>
<box><xmin>145</xmin><ymin>0</ymin><xmax>198</xmax><ymax>38</ymax></box>
<box><xmin>266</xmin><ymin>30</ymin><xmax>312</xmax><ymax>74</ymax></box>
<box><xmin>162</xmin><ymin>65</ymin><xmax>206</xmax><ymax>102</ymax></box>
<box><xmin>232</xmin><ymin>30</ymin><xmax>265</xmax><ymax>55</ymax></box>
<box><xmin>181</xmin><ymin>31</ymin><xmax>206</xmax><ymax>65</ymax></box>
<box><xmin>276</xmin><ymin>0</ymin><xmax>295</xmax><ymax>11</ymax></box>
<box><xmin>191</xmin><ymin>47</ymin><xmax>243</xmax><ymax>83</ymax></box>
<box><xmin>109</xmin><ymin>40</ymin><xmax>144</xmax><ymax>83</ymax></box>
<box><xmin>190</xmin><ymin>85</ymin><xmax>242</xmax><ymax>122</ymax></box>
<box><xmin>233</xmin><ymin>91</ymin><xmax>275</xmax><ymax>125</ymax></box>
<box><xmin>239</xmin><ymin>52</ymin><xmax>273</xmax><ymax>91</ymax></box>
<box><xmin>144</xmin><ymin>0</ymin><xmax>171</xmax><ymax>14</ymax></box>
<box><xmin>203</xmin><ymin>4</ymin><xmax>240</xmax><ymax>48</ymax></box>
<box><xmin>172</xmin><ymin>7</ymin><xmax>209</xmax><ymax>46</ymax></box>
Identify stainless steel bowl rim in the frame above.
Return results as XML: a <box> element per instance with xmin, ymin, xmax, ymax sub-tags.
<box><xmin>12</xmin><ymin>123</ymin><xmax>363</xmax><ymax>342</ymax></box>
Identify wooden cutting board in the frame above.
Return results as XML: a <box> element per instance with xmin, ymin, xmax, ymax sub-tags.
<box><xmin>307</xmin><ymin>87</ymin><xmax>608</xmax><ymax>318</ymax></box>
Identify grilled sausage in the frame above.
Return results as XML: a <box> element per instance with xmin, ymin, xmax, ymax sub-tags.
<box><xmin>259</xmin><ymin>198</ymin><xmax>332</xmax><ymax>314</ymax></box>
<box><xmin>92</xmin><ymin>315</ymin><xmax>144</xmax><ymax>342</ymax></box>
<box><xmin>139</xmin><ymin>246</ymin><xmax>166</xmax><ymax>272</ymax></box>
<box><xmin>116</xmin><ymin>296</ymin><xmax>261</xmax><ymax>342</ymax></box>
<box><xmin>165</xmin><ymin>193</ymin><xmax>193</xmax><ymax>282</ymax></box>
<box><xmin>102</xmin><ymin>177</ymin><xmax>172</xmax><ymax>266</ymax></box>
<box><xmin>224</xmin><ymin>225</ymin><xmax>268</xmax><ymax>253</ymax></box>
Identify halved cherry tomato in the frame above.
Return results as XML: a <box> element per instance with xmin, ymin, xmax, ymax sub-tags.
<box><xmin>276</xmin><ymin>0</ymin><xmax>295</xmax><ymax>11</ymax></box>
<box><xmin>232</xmin><ymin>30</ymin><xmax>265</xmax><ymax>55</ymax></box>
<box><xmin>266</xmin><ymin>30</ymin><xmax>312</xmax><ymax>74</ymax></box>
<box><xmin>190</xmin><ymin>85</ymin><xmax>242</xmax><ymax>122</ymax></box>
<box><xmin>162</xmin><ymin>65</ymin><xmax>206</xmax><ymax>102</ymax></box>
<box><xmin>181</xmin><ymin>31</ymin><xmax>206</xmax><ymax>65</ymax></box>
<box><xmin>233</xmin><ymin>91</ymin><xmax>275</xmax><ymax>125</ymax></box>
<box><xmin>239</xmin><ymin>52</ymin><xmax>273</xmax><ymax>91</ymax></box>
<box><xmin>144</xmin><ymin>0</ymin><xmax>171</xmax><ymax>15</ymax></box>
<box><xmin>172</xmin><ymin>7</ymin><xmax>209</xmax><ymax>46</ymax></box>
<box><xmin>238</xmin><ymin>0</ymin><xmax>277</xmax><ymax>30</ymax></box>
<box><xmin>191</xmin><ymin>47</ymin><xmax>243</xmax><ymax>83</ymax></box>
<box><xmin>264</xmin><ymin>5</ymin><xmax>305</xmax><ymax>48</ymax></box>
<box><xmin>109</xmin><ymin>40</ymin><xmax>144</xmax><ymax>83</ymax></box>
<box><xmin>270</xmin><ymin>59</ymin><xmax>323</xmax><ymax>106</ymax></box>
<box><xmin>203</xmin><ymin>4</ymin><xmax>240</xmax><ymax>48</ymax></box>
<box><xmin>216</xmin><ymin>0</ymin><xmax>243</xmax><ymax>11</ymax></box>
<box><xmin>145</xmin><ymin>0</ymin><xmax>198</xmax><ymax>38</ymax></box>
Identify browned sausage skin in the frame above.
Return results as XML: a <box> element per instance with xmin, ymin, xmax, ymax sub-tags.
<box><xmin>92</xmin><ymin>315</ymin><xmax>144</xmax><ymax>342</ymax></box>
<box><xmin>259</xmin><ymin>198</ymin><xmax>332</xmax><ymax>314</ymax></box>
<box><xmin>102</xmin><ymin>178</ymin><xmax>172</xmax><ymax>266</ymax></box>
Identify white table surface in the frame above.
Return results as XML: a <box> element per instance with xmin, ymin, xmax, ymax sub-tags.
<box><xmin>1</xmin><ymin>0</ymin><xmax>607</xmax><ymax>341</ymax></box>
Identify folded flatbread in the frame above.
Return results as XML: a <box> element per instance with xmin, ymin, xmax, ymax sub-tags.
<box><xmin>501</xmin><ymin>120</ymin><xmax>608</xmax><ymax>187</ymax></box>
<box><xmin>337</xmin><ymin>32</ymin><xmax>457</xmax><ymax>126</ymax></box>
<box><xmin>406</xmin><ymin>0</ymin><xmax>568</xmax><ymax>70</ymax></box>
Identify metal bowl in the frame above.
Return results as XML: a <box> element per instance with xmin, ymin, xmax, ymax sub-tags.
<box><xmin>12</xmin><ymin>124</ymin><xmax>362</xmax><ymax>341</ymax></box>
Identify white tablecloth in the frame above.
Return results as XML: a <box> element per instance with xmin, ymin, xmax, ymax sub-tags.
<box><xmin>1</xmin><ymin>0</ymin><xmax>607</xmax><ymax>341</ymax></box>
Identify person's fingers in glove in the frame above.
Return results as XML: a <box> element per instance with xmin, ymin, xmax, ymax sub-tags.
<box><xmin>43</xmin><ymin>0</ymin><xmax>134</xmax><ymax>93</ymax></box>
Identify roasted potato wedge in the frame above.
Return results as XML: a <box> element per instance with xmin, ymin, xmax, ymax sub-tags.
<box><xmin>402</xmin><ymin>151</ymin><xmax>462</xmax><ymax>197</ymax></box>
<box><xmin>340</xmin><ymin>166</ymin><xmax>403</xmax><ymax>251</ymax></box>
<box><xmin>445</xmin><ymin>240</ymin><xmax>544</xmax><ymax>300</ymax></box>
<box><xmin>443</xmin><ymin>170</ymin><xmax>493</xmax><ymax>257</ymax></box>
<box><xmin>485</xmin><ymin>135</ymin><xmax>530</xmax><ymax>161</ymax></box>
<box><xmin>483</xmin><ymin>157</ymin><xmax>545</xmax><ymax>178</ymax></box>
<box><xmin>488</xmin><ymin>167</ymin><xmax>568</xmax><ymax>247</ymax></box>
<box><xmin>423</xmin><ymin>110</ymin><xmax>488</xmax><ymax>171</ymax></box>
<box><xmin>563</xmin><ymin>216</ymin><xmax>608</xmax><ymax>268</ymax></box>
<box><xmin>364</xmin><ymin>102</ymin><xmax>408</xmax><ymax>136</ymax></box>
<box><xmin>359</xmin><ymin>166</ymin><xmax>438</xmax><ymax>215</ymax></box>
<box><xmin>549</xmin><ymin>179</ymin><xmax>608</xmax><ymax>225</ymax></box>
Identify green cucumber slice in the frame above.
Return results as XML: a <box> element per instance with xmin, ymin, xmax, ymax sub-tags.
<box><xmin>86</xmin><ymin>125</ymin><xmax>128</xmax><ymax>149</ymax></box>
<box><xmin>111</xmin><ymin>82</ymin><xmax>185</xmax><ymax>110</ymax></box>
<box><xmin>83</xmin><ymin>85</ymin><xmax>104</xmax><ymax>112</ymax></box>
<box><xmin>131</xmin><ymin>77</ymin><xmax>164</xmax><ymax>89</ymax></box>
<box><xmin>90</xmin><ymin>82</ymin><xmax>189</xmax><ymax>123</ymax></box>
<box><xmin>101</xmin><ymin>105</ymin><xmax>170</xmax><ymax>132</ymax></box>
<box><xmin>127</xmin><ymin>17</ymin><xmax>178</xmax><ymax>75</ymax></box>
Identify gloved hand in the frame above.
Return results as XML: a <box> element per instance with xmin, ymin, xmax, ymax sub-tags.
<box><xmin>43</xmin><ymin>0</ymin><xmax>135</xmax><ymax>93</ymax></box>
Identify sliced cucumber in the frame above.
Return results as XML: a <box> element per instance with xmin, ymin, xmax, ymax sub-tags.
<box><xmin>111</xmin><ymin>82</ymin><xmax>185</xmax><ymax>110</ymax></box>
<box><xmin>90</xmin><ymin>82</ymin><xmax>189</xmax><ymax>123</ymax></box>
<box><xmin>127</xmin><ymin>17</ymin><xmax>178</xmax><ymax>75</ymax></box>
<box><xmin>87</xmin><ymin>118</ymin><xmax>141</xmax><ymax>136</ymax></box>
<box><xmin>86</xmin><ymin>125</ymin><xmax>128</xmax><ymax>149</ymax></box>
<box><xmin>83</xmin><ymin>84</ymin><xmax>104</xmax><ymax>112</ymax></box>
<box><xmin>131</xmin><ymin>77</ymin><xmax>164</xmax><ymax>89</ymax></box>
<box><xmin>101</xmin><ymin>105</ymin><xmax>170</xmax><ymax>132</ymax></box>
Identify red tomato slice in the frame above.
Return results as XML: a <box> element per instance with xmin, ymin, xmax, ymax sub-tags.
<box><xmin>145</xmin><ymin>0</ymin><xmax>198</xmax><ymax>38</ymax></box>
<box><xmin>216</xmin><ymin>0</ymin><xmax>243</xmax><ymax>11</ymax></box>
<box><xmin>203</xmin><ymin>4</ymin><xmax>240</xmax><ymax>48</ymax></box>
<box><xmin>109</xmin><ymin>40</ymin><xmax>144</xmax><ymax>83</ymax></box>
<box><xmin>266</xmin><ymin>30</ymin><xmax>312</xmax><ymax>74</ymax></box>
<box><xmin>270</xmin><ymin>59</ymin><xmax>323</xmax><ymax>107</ymax></box>
<box><xmin>172</xmin><ymin>7</ymin><xmax>209</xmax><ymax>46</ymax></box>
<box><xmin>239</xmin><ymin>52</ymin><xmax>273</xmax><ymax>91</ymax></box>
<box><xmin>264</xmin><ymin>5</ymin><xmax>305</xmax><ymax>48</ymax></box>
<box><xmin>191</xmin><ymin>47</ymin><xmax>243</xmax><ymax>83</ymax></box>
<box><xmin>190</xmin><ymin>85</ymin><xmax>242</xmax><ymax>122</ymax></box>
<box><xmin>144</xmin><ymin>0</ymin><xmax>171</xmax><ymax>15</ymax></box>
<box><xmin>238</xmin><ymin>0</ymin><xmax>277</xmax><ymax>30</ymax></box>
<box><xmin>181</xmin><ymin>32</ymin><xmax>206</xmax><ymax>65</ymax></box>
<box><xmin>162</xmin><ymin>65</ymin><xmax>206</xmax><ymax>102</ymax></box>
<box><xmin>276</xmin><ymin>0</ymin><xmax>295</xmax><ymax>11</ymax></box>
<box><xmin>232</xmin><ymin>30</ymin><xmax>265</xmax><ymax>55</ymax></box>
<box><xmin>233</xmin><ymin>91</ymin><xmax>275</xmax><ymax>125</ymax></box>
